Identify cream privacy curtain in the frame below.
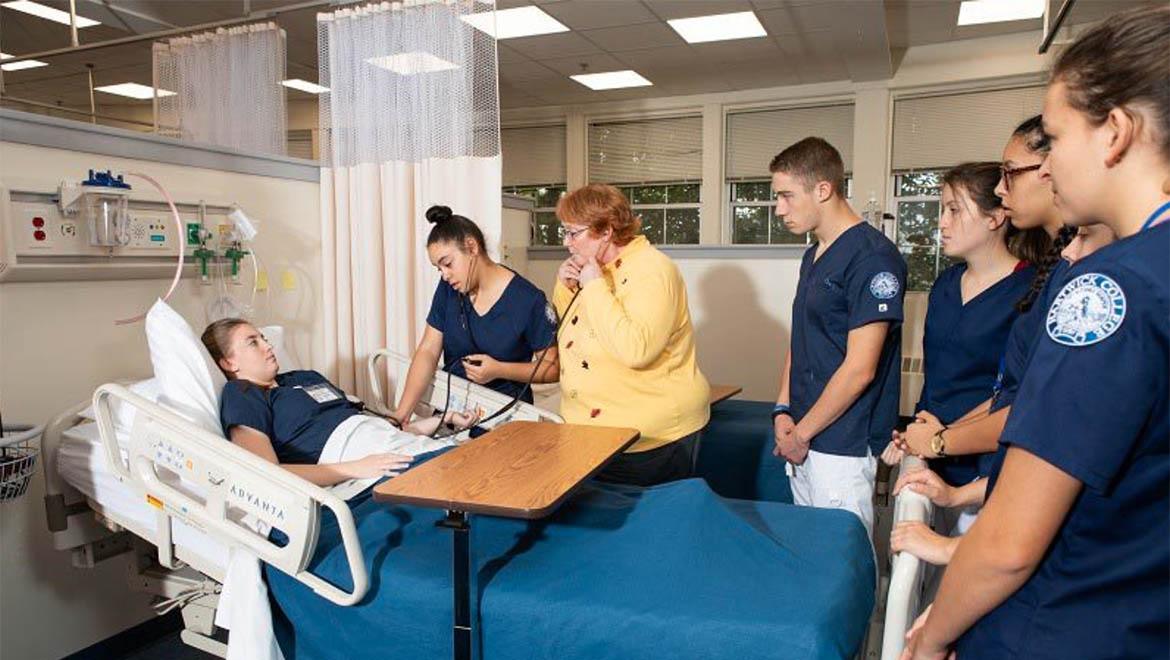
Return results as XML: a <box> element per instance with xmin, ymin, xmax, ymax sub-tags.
<box><xmin>153</xmin><ymin>23</ymin><xmax>287</xmax><ymax>155</ymax></box>
<box><xmin>317</xmin><ymin>0</ymin><xmax>501</xmax><ymax>400</ymax></box>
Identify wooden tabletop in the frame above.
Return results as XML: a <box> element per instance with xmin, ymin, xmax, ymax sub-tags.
<box><xmin>709</xmin><ymin>384</ymin><xmax>743</xmax><ymax>405</ymax></box>
<box><xmin>374</xmin><ymin>421</ymin><xmax>640</xmax><ymax>519</ymax></box>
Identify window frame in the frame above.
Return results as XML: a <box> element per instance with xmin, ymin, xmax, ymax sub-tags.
<box><xmin>726</xmin><ymin>176</ymin><xmax>853</xmax><ymax>245</ymax></box>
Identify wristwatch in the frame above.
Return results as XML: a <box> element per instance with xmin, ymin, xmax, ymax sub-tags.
<box><xmin>931</xmin><ymin>428</ymin><xmax>947</xmax><ymax>457</ymax></box>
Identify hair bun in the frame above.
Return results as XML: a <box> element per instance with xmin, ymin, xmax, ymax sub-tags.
<box><xmin>426</xmin><ymin>205</ymin><xmax>453</xmax><ymax>225</ymax></box>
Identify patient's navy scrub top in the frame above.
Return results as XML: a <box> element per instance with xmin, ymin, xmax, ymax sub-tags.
<box><xmin>958</xmin><ymin>223</ymin><xmax>1169</xmax><ymax>660</ymax></box>
<box><xmin>989</xmin><ymin>258</ymin><xmax>1071</xmax><ymax>413</ymax></box>
<box><xmin>426</xmin><ymin>272</ymin><xmax>557</xmax><ymax>402</ymax></box>
<box><xmin>917</xmin><ymin>262</ymin><xmax>1035</xmax><ymax>485</ymax></box>
<box><xmin>789</xmin><ymin>222</ymin><xmax>907</xmax><ymax>457</ymax></box>
<box><xmin>220</xmin><ymin>370</ymin><xmax>359</xmax><ymax>464</ymax></box>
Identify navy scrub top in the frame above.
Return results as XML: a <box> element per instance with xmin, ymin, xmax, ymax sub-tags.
<box><xmin>990</xmin><ymin>258</ymin><xmax>1071</xmax><ymax>412</ymax></box>
<box><xmin>918</xmin><ymin>262</ymin><xmax>1035</xmax><ymax>485</ymax></box>
<box><xmin>220</xmin><ymin>370</ymin><xmax>360</xmax><ymax>464</ymax></box>
<box><xmin>790</xmin><ymin>222</ymin><xmax>907</xmax><ymax>457</ymax></box>
<box><xmin>426</xmin><ymin>271</ymin><xmax>557</xmax><ymax>402</ymax></box>
<box><xmin>959</xmin><ymin>223</ymin><xmax>1169</xmax><ymax>660</ymax></box>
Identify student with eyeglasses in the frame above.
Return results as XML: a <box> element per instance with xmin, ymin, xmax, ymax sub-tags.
<box><xmin>900</xmin><ymin>8</ymin><xmax>1169</xmax><ymax>658</ymax></box>
<box><xmin>391</xmin><ymin>205</ymin><xmax>560</xmax><ymax>425</ymax></box>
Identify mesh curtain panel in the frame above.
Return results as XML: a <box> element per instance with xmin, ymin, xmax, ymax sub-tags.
<box><xmin>153</xmin><ymin>23</ymin><xmax>287</xmax><ymax>155</ymax></box>
<box><xmin>317</xmin><ymin>0</ymin><xmax>501</xmax><ymax>397</ymax></box>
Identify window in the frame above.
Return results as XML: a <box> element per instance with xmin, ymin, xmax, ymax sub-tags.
<box><xmin>728</xmin><ymin>177</ymin><xmax>852</xmax><ymax>245</ymax></box>
<box><xmin>589</xmin><ymin>116</ymin><xmax>702</xmax><ymax>245</ymax></box>
<box><xmin>891</xmin><ymin>170</ymin><xmax>959</xmax><ymax>291</ymax></box>
<box><xmin>502</xmin><ymin>184</ymin><xmax>566</xmax><ymax>246</ymax></box>
<box><xmin>502</xmin><ymin>124</ymin><xmax>567</xmax><ymax>247</ymax></box>
<box><xmin>725</xmin><ymin>104</ymin><xmax>855</xmax><ymax>245</ymax></box>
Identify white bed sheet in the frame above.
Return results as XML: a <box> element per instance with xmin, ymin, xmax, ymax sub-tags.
<box><xmin>58</xmin><ymin>421</ymin><xmax>231</xmax><ymax>576</ymax></box>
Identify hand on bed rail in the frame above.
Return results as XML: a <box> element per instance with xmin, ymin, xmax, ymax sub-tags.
<box><xmin>893</xmin><ymin>467</ymin><xmax>957</xmax><ymax>508</ymax></box>
<box><xmin>899</xmin><ymin>604</ymin><xmax>955</xmax><ymax>660</ymax></box>
<box><xmin>891</xmin><ymin>521</ymin><xmax>958</xmax><ymax>566</ymax></box>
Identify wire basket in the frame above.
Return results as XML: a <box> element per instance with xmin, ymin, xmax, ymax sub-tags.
<box><xmin>1</xmin><ymin>423</ymin><xmax>44</xmax><ymax>501</ymax></box>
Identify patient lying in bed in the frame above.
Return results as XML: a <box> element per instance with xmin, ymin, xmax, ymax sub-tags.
<box><xmin>200</xmin><ymin>318</ymin><xmax>478</xmax><ymax>492</ymax></box>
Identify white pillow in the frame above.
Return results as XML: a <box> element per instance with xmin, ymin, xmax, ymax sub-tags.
<box><xmin>79</xmin><ymin>378</ymin><xmax>162</xmax><ymax>437</ymax></box>
<box><xmin>145</xmin><ymin>299</ymin><xmax>226</xmax><ymax>436</ymax></box>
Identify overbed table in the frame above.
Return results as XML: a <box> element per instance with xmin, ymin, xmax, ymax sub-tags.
<box><xmin>708</xmin><ymin>383</ymin><xmax>743</xmax><ymax>405</ymax></box>
<box><xmin>374</xmin><ymin>421</ymin><xmax>640</xmax><ymax>660</ymax></box>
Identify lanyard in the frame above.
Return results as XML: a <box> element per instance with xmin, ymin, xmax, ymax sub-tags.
<box><xmin>1141</xmin><ymin>200</ymin><xmax>1170</xmax><ymax>232</ymax></box>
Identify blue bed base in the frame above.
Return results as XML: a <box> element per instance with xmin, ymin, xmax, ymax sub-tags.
<box><xmin>697</xmin><ymin>399</ymin><xmax>792</xmax><ymax>503</ymax></box>
<box><xmin>267</xmin><ymin>473</ymin><xmax>873</xmax><ymax>660</ymax></box>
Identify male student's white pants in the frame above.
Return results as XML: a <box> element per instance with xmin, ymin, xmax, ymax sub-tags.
<box><xmin>786</xmin><ymin>448</ymin><xmax>877</xmax><ymax>539</ymax></box>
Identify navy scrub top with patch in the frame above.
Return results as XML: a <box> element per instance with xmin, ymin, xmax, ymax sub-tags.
<box><xmin>918</xmin><ymin>262</ymin><xmax>1035</xmax><ymax>485</ymax></box>
<box><xmin>989</xmin><ymin>258</ymin><xmax>1071</xmax><ymax>412</ymax></box>
<box><xmin>959</xmin><ymin>223</ymin><xmax>1169</xmax><ymax>660</ymax></box>
<box><xmin>220</xmin><ymin>370</ymin><xmax>359</xmax><ymax>464</ymax></box>
<box><xmin>789</xmin><ymin>222</ymin><xmax>907</xmax><ymax>457</ymax></box>
<box><xmin>426</xmin><ymin>271</ymin><xmax>557</xmax><ymax>402</ymax></box>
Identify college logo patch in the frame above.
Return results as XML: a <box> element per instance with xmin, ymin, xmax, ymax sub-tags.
<box><xmin>544</xmin><ymin>302</ymin><xmax>558</xmax><ymax>326</ymax></box>
<box><xmin>869</xmin><ymin>272</ymin><xmax>900</xmax><ymax>300</ymax></box>
<box><xmin>1046</xmin><ymin>273</ymin><xmax>1126</xmax><ymax>347</ymax></box>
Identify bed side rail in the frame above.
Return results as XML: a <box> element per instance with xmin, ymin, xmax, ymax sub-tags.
<box><xmin>41</xmin><ymin>399</ymin><xmax>118</xmax><ymax>551</ymax></box>
<box><xmin>367</xmin><ymin>348</ymin><xmax>563</xmax><ymax>428</ymax></box>
<box><xmin>881</xmin><ymin>455</ymin><xmax>935</xmax><ymax>660</ymax></box>
<box><xmin>93</xmin><ymin>383</ymin><xmax>368</xmax><ymax>606</ymax></box>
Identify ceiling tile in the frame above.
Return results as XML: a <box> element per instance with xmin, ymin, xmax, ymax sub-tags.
<box><xmin>539</xmin><ymin>52</ymin><xmax>630</xmax><ymax>76</ymax></box>
<box><xmin>497</xmin><ymin>44</ymin><xmax>532</xmax><ymax>64</ymax></box>
<box><xmin>580</xmin><ymin>22</ymin><xmax>684</xmax><ymax>51</ymax></box>
<box><xmin>688</xmin><ymin>37</ymin><xmax>779</xmax><ymax>61</ymax></box>
<box><xmin>538</xmin><ymin>0</ymin><xmax>660</xmax><ymax>30</ymax></box>
<box><xmin>504</xmin><ymin>31</ymin><xmax>603</xmax><ymax>59</ymax></box>
<box><xmin>641</xmin><ymin>0</ymin><xmax>754</xmax><ymax>21</ymax></box>
<box><xmin>499</xmin><ymin>60</ymin><xmax>562</xmax><ymax>83</ymax></box>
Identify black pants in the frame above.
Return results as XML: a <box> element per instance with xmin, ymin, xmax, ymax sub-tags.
<box><xmin>594</xmin><ymin>432</ymin><xmax>698</xmax><ymax>487</ymax></box>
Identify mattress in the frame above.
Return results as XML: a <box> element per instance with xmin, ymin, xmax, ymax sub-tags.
<box><xmin>58</xmin><ymin>421</ymin><xmax>231</xmax><ymax>575</ymax></box>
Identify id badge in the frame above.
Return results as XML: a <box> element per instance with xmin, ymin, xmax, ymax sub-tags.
<box><xmin>300</xmin><ymin>383</ymin><xmax>341</xmax><ymax>403</ymax></box>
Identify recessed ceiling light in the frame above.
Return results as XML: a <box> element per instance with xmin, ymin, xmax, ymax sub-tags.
<box><xmin>957</xmin><ymin>0</ymin><xmax>1044</xmax><ymax>26</ymax></box>
<box><xmin>460</xmin><ymin>6</ymin><xmax>569</xmax><ymax>40</ymax></box>
<box><xmin>0</xmin><ymin>52</ymin><xmax>48</xmax><ymax>71</ymax></box>
<box><xmin>95</xmin><ymin>83</ymin><xmax>176</xmax><ymax>100</ymax></box>
<box><xmin>570</xmin><ymin>70</ymin><xmax>652</xmax><ymax>91</ymax></box>
<box><xmin>667</xmin><ymin>11</ymin><xmax>766</xmax><ymax>44</ymax></box>
<box><xmin>367</xmin><ymin>52</ymin><xmax>460</xmax><ymax>76</ymax></box>
<box><xmin>281</xmin><ymin>78</ymin><xmax>329</xmax><ymax>94</ymax></box>
<box><xmin>1</xmin><ymin>1</ymin><xmax>100</xmax><ymax>27</ymax></box>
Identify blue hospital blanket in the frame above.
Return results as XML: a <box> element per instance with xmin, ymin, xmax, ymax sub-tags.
<box><xmin>697</xmin><ymin>399</ymin><xmax>792</xmax><ymax>503</ymax></box>
<box><xmin>266</xmin><ymin>477</ymin><xmax>874</xmax><ymax>660</ymax></box>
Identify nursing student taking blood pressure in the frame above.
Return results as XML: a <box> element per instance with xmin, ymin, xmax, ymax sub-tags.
<box><xmin>391</xmin><ymin>205</ymin><xmax>560</xmax><ymax>425</ymax></box>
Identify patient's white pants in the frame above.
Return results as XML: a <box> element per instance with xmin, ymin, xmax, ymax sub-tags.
<box><xmin>786</xmin><ymin>449</ymin><xmax>877</xmax><ymax>540</ymax></box>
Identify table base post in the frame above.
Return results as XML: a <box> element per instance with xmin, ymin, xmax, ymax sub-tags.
<box><xmin>437</xmin><ymin>510</ymin><xmax>474</xmax><ymax>660</ymax></box>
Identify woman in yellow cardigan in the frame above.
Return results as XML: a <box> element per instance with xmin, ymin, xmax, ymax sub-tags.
<box><xmin>553</xmin><ymin>184</ymin><xmax>710</xmax><ymax>486</ymax></box>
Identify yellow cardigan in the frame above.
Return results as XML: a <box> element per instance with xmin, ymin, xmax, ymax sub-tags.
<box><xmin>553</xmin><ymin>236</ymin><xmax>710</xmax><ymax>452</ymax></box>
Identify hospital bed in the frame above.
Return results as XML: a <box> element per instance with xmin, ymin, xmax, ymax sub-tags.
<box><xmin>43</xmin><ymin>371</ymin><xmax>929</xmax><ymax>660</ymax></box>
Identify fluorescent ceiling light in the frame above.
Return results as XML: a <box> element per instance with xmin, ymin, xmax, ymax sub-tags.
<box><xmin>460</xmin><ymin>6</ymin><xmax>569</xmax><ymax>40</ymax></box>
<box><xmin>95</xmin><ymin>83</ymin><xmax>175</xmax><ymax>100</ymax></box>
<box><xmin>667</xmin><ymin>11</ymin><xmax>767</xmax><ymax>44</ymax></box>
<box><xmin>571</xmin><ymin>70</ymin><xmax>652</xmax><ymax>91</ymax></box>
<box><xmin>0</xmin><ymin>51</ymin><xmax>48</xmax><ymax>71</ymax></box>
<box><xmin>2</xmin><ymin>1</ymin><xmax>100</xmax><ymax>27</ymax></box>
<box><xmin>957</xmin><ymin>0</ymin><xmax>1044</xmax><ymax>26</ymax></box>
<box><xmin>367</xmin><ymin>52</ymin><xmax>459</xmax><ymax>76</ymax></box>
<box><xmin>281</xmin><ymin>78</ymin><xmax>329</xmax><ymax>94</ymax></box>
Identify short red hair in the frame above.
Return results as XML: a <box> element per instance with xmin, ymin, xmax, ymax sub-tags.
<box><xmin>555</xmin><ymin>184</ymin><xmax>641</xmax><ymax>246</ymax></box>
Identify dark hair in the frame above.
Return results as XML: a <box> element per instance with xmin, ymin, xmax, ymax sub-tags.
<box><xmin>425</xmin><ymin>205</ymin><xmax>487</xmax><ymax>254</ymax></box>
<box><xmin>941</xmin><ymin>162</ymin><xmax>1050</xmax><ymax>264</ymax></box>
<box><xmin>1017</xmin><ymin>225</ymin><xmax>1077</xmax><ymax>313</ymax></box>
<box><xmin>769</xmin><ymin>137</ymin><xmax>847</xmax><ymax>198</ymax></box>
<box><xmin>1012</xmin><ymin>114</ymin><xmax>1050</xmax><ymax>154</ymax></box>
<box><xmin>201</xmin><ymin>317</ymin><xmax>251</xmax><ymax>379</ymax></box>
<box><xmin>1051</xmin><ymin>6</ymin><xmax>1170</xmax><ymax>160</ymax></box>
<box><xmin>556</xmin><ymin>184</ymin><xmax>641</xmax><ymax>246</ymax></box>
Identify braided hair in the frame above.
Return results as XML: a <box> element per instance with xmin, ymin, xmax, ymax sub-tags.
<box><xmin>1017</xmin><ymin>225</ymin><xmax>1077</xmax><ymax>313</ymax></box>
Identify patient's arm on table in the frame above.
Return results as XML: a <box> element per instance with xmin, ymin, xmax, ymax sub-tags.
<box><xmin>402</xmin><ymin>409</ymin><xmax>481</xmax><ymax>437</ymax></box>
<box><xmin>393</xmin><ymin>326</ymin><xmax>444</xmax><ymax>423</ymax></box>
<box><xmin>229</xmin><ymin>426</ymin><xmax>414</xmax><ymax>486</ymax></box>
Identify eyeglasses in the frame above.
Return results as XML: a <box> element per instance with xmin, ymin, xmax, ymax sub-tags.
<box><xmin>999</xmin><ymin>163</ymin><xmax>1043</xmax><ymax>191</ymax></box>
<box><xmin>562</xmin><ymin>225</ymin><xmax>589</xmax><ymax>241</ymax></box>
